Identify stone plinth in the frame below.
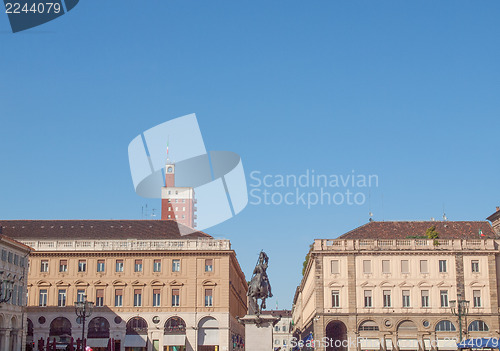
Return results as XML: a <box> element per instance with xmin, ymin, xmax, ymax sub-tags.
<box><xmin>238</xmin><ymin>314</ymin><xmax>280</xmax><ymax>351</ymax></box>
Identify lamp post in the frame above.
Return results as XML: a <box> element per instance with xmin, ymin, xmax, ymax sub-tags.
<box><xmin>0</xmin><ymin>272</ymin><xmax>14</xmax><ymax>303</ymax></box>
<box><xmin>75</xmin><ymin>294</ymin><xmax>94</xmax><ymax>347</ymax></box>
<box><xmin>450</xmin><ymin>294</ymin><xmax>470</xmax><ymax>343</ymax></box>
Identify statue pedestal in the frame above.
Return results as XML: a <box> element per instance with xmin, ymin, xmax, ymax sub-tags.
<box><xmin>238</xmin><ymin>314</ymin><xmax>280</xmax><ymax>351</ymax></box>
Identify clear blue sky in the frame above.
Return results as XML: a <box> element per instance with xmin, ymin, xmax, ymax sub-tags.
<box><xmin>1</xmin><ymin>0</ymin><xmax>499</xmax><ymax>309</ymax></box>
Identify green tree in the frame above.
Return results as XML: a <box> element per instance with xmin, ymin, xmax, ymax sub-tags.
<box><xmin>425</xmin><ymin>225</ymin><xmax>440</xmax><ymax>246</ymax></box>
<box><xmin>302</xmin><ymin>244</ymin><xmax>314</xmax><ymax>276</ymax></box>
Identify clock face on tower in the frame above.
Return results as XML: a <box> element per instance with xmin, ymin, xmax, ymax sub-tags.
<box><xmin>167</xmin><ymin>167</ymin><xmax>173</xmax><ymax>173</ymax></box>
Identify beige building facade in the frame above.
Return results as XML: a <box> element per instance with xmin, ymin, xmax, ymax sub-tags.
<box><xmin>0</xmin><ymin>234</ymin><xmax>32</xmax><ymax>351</ymax></box>
<box><xmin>292</xmin><ymin>220</ymin><xmax>500</xmax><ymax>351</ymax></box>
<box><xmin>1</xmin><ymin>220</ymin><xmax>247</xmax><ymax>351</ymax></box>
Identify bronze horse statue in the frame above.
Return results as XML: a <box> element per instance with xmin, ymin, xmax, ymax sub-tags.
<box><xmin>247</xmin><ymin>251</ymin><xmax>273</xmax><ymax>315</ymax></box>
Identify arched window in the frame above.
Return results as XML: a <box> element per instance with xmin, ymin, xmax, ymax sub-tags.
<box><xmin>397</xmin><ymin>320</ymin><xmax>417</xmax><ymax>332</ymax></box>
<box><xmin>359</xmin><ymin>320</ymin><xmax>379</xmax><ymax>331</ymax></box>
<box><xmin>469</xmin><ymin>320</ymin><xmax>489</xmax><ymax>332</ymax></box>
<box><xmin>88</xmin><ymin>317</ymin><xmax>110</xmax><ymax>338</ymax></box>
<box><xmin>435</xmin><ymin>320</ymin><xmax>456</xmax><ymax>332</ymax></box>
<box><xmin>126</xmin><ymin>317</ymin><xmax>148</xmax><ymax>335</ymax></box>
<box><xmin>49</xmin><ymin>317</ymin><xmax>72</xmax><ymax>337</ymax></box>
<box><xmin>164</xmin><ymin>317</ymin><xmax>186</xmax><ymax>335</ymax></box>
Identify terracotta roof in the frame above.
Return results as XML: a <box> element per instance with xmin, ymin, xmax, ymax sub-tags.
<box><xmin>0</xmin><ymin>234</ymin><xmax>33</xmax><ymax>251</ymax></box>
<box><xmin>0</xmin><ymin>220</ymin><xmax>212</xmax><ymax>241</ymax></box>
<box><xmin>337</xmin><ymin>221</ymin><xmax>497</xmax><ymax>240</ymax></box>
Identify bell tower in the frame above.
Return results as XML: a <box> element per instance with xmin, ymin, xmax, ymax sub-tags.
<box><xmin>165</xmin><ymin>162</ymin><xmax>175</xmax><ymax>187</ymax></box>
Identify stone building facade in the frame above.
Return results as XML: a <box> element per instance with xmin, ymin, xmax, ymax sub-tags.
<box><xmin>292</xmin><ymin>220</ymin><xmax>500</xmax><ymax>351</ymax></box>
<box><xmin>0</xmin><ymin>234</ymin><xmax>32</xmax><ymax>351</ymax></box>
<box><xmin>0</xmin><ymin>220</ymin><xmax>247</xmax><ymax>351</ymax></box>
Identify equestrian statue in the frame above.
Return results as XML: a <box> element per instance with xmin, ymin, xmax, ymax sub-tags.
<box><xmin>247</xmin><ymin>251</ymin><xmax>273</xmax><ymax>315</ymax></box>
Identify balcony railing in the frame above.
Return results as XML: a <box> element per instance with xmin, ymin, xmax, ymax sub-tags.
<box><xmin>21</xmin><ymin>239</ymin><xmax>231</xmax><ymax>252</ymax></box>
<box><xmin>315</xmin><ymin>238</ymin><xmax>497</xmax><ymax>251</ymax></box>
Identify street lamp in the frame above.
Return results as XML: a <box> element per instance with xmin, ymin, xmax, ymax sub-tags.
<box><xmin>0</xmin><ymin>272</ymin><xmax>14</xmax><ymax>303</ymax></box>
<box><xmin>75</xmin><ymin>294</ymin><xmax>94</xmax><ymax>346</ymax></box>
<box><xmin>450</xmin><ymin>294</ymin><xmax>470</xmax><ymax>343</ymax></box>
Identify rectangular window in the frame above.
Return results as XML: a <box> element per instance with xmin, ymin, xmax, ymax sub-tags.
<box><xmin>97</xmin><ymin>260</ymin><xmax>105</xmax><ymax>272</ymax></box>
<box><xmin>96</xmin><ymin>289</ymin><xmax>104</xmax><ymax>307</ymax></box>
<box><xmin>134</xmin><ymin>259</ymin><xmax>143</xmax><ymax>272</ymax></box>
<box><xmin>39</xmin><ymin>289</ymin><xmax>48</xmax><ymax>307</ymax></box>
<box><xmin>41</xmin><ymin>260</ymin><xmax>49</xmax><ymax>273</ymax></box>
<box><xmin>363</xmin><ymin>260</ymin><xmax>371</xmax><ymax>274</ymax></box>
<box><xmin>439</xmin><ymin>260</ymin><xmax>447</xmax><ymax>273</ymax></box>
<box><xmin>115</xmin><ymin>289</ymin><xmax>123</xmax><ymax>307</ymax></box>
<box><xmin>472</xmin><ymin>260</ymin><xmax>480</xmax><ymax>273</ymax></box>
<box><xmin>153</xmin><ymin>259</ymin><xmax>161</xmax><ymax>272</ymax></box>
<box><xmin>383</xmin><ymin>290</ymin><xmax>391</xmax><ymax>307</ymax></box>
<box><xmin>1</xmin><ymin>250</ymin><xmax>6</xmax><ymax>261</ymax></box>
<box><xmin>473</xmin><ymin>290</ymin><xmax>481</xmax><ymax>307</ymax></box>
<box><xmin>364</xmin><ymin>290</ymin><xmax>372</xmax><ymax>308</ymax></box>
<box><xmin>382</xmin><ymin>260</ymin><xmax>390</xmax><ymax>273</ymax></box>
<box><xmin>78</xmin><ymin>260</ymin><xmax>86</xmax><ymax>272</ymax></box>
<box><xmin>421</xmin><ymin>290</ymin><xmax>430</xmax><ymax>308</ymax></box>
<box><xmin>172</xmin><ymin>259</ymin><xmax>180</xmax><ymax>272</ymax></box>
<box><xmin>440</xmin><ymin>290</ymin><xmax>449</xmax><ymax>307</ymax></box>
<box><xmin>77</xmin><ymin>289</ymin><xmax>85</xmax><ymax>303</ymax></box>
<box><xmin>8</xmin><ymin>252</ymin><xmax>12</xmax><ymax>263</ymax></box>
<box><xmin>14</xmin><ymin>254</ymin><xmax>19</xmax><ymax>265</ymax></box>
<box><xmin>12</xmin><ymin>285</ymin><xmax>17</xmax><ymax>306</ymax></box>
<box><xmin>205</xmin><ymin>259</ymin><xmax>213</xmax><ymax>272</ymax></box>
<box><xmin>116</xmin><ymin>260</ymin><xmax>124</xmax><ymax>272</ymax></box>
<box><xmin>420</xmin><ymin>260</ymin><xmax>428</xmax><ymax>273</ymax></box>
<box><xmin>402</xmin><ymin>290</ymin><xmax>411</xmax><ymax>307</ymax></box>
<box><xmin>172</xmin><ymin>289</ymin><xmax>180</xmax><ymax>307</ymax></box>
<box><xmin>153</xmin><ymin>289</ymin><xmax>161</xmax><ymax>307</ymax></box>
<box><xmin>205</xmin><ymin>289</ymin><xmax>213</xmax><ymax>307</ymax></box>
<box><xmin>401</xmin><ymin>260</ymin><xmax>409</xmax><ymax>273</ymax></box>
<box><xmin>331</xmin><ymin>260</ymin><xmax>340</xmax><ymax>274</ymax></box>
<box><xmin>331</xmin><ymin>290</ymin><xmax>340</xmax><ymax>308</ymax></box>
<box><xmin>17</xmin><ymin>286</ymin><xmax>22</xmax><ymax>305</ymax></box>
<box><xmin>134</xmin><ymin>289</ymin><xmax>142</xmax><ymax>307</ymax></box>
<box><xmin>58</xmin><ymin>289</ymin><xmax>67</xmax><ymax>307</ymax></box>
<box><xmin>59</xmin><ymin>260</ymin><xmax>68</xmax><ymax>272</ymax></box>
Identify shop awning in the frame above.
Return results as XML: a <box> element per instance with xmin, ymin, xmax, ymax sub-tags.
<box><xmin>164</xmin><ymin>334</ymin><xmax>186</xmax><ymax>346</ymax></box>
<box><xmin>458</xmin><ymin>338</ymin><xmax>500</xmax><ymax>349</ymax></box>
<box><xmin>124</xmin><ymin>334</ymin><xmax>148</xmax><ymax>347</ymax></box>
<box><xmin>87</xmin><ymin>338</ymin><xmax>109</xmax><ymax>348</ymax></box>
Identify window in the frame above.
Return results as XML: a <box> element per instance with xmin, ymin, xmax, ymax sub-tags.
<box><xmin>205</xmin><ymin>289</ymin><xmax>213</xmax><ymax>307</ymax></box>
<box><xmin>153</xmin><ymin>289</ymin><xmax>161</xmax><ymax>307</ymax></box>
<box><xmin>1</xmin><ymin>250</ymin><xmax>6</xmax><ymax>261</ymax></box>
<box><xmin>153</xmin><ymin>259</ymin><xmax>161</xmax><ymax>272</ymax></box>
<box><xmin>134</xmin><ymin>289</ymin><xmax>142</xmax><ymax>307</ymax></box>
<box><xmin>471</xmin><ymin>260</ymin><xmax>480</xmax><ymax>273</ymax></box>
<box><xmin>421</xmin><ymin>290</ymin><xmax>429</xmax><ymax>308</ymax></box>
<box><xmin>39</xmin><ymin>289</ymin><xmax>48</xmax><ymax>307</ymax></box>
<box><xmin>439</xmin><ymin>260</ymin><xmax>447</xmax><ymax>273</ymax></box>
<box><xmin>402</xmin><ymin>290</ymin><xmax>411</xmax><ymax>307</ymax></box>
<box><xmin>440</xmin><ymin>290</ymin><xmax>449</xmax><ymax>307</ymax></box>
<box><xmin>275</xmin><ymin>326</ymin><xmax>279</xmax><ymax>332</ymax></box>
<box><xmin>134</xmin><ymin>259</ymin><xmax>143</xmax><ymax>272</ymax></box>
<box><xmin>41</xmin><ymin>260</ymin><xmax>49</xmax><ymax>272</ymax></box>
<box><xmin>116</xmin><ymin>260</ymin><xmax>124</xmax><ymax>272</ymax></box>
<box><xmin>115</xmin><ymin>289</ymin><xmax>123</xmax><ymax>307</ymax></box>
<box><xmin>96</xmin><ymin>289</ymin><xmax>104</xmax><ymax>307</ymax></box>
<box><xmin>382</xmin><ymin>260</ymin><xmax>390</xmax><ymax>274</ymax></box>
<box><xmin>359</xmin><ymin>320</ymin><xmax>379</xmax><ymax>331</ymax></box>
<box><xmin>331</xmin><ymin>260</ymin><xmax>339</xmax><ymax>274</ymax></box>
<box><xmin>14</xmin><ymin>254</ymin><xmax>19</xmax><ymax>265</ymax></box>
<box><xmin>59</xmin><ymin>260</ymin><xmax>67</xmax><ymax>272</ymax></box>
<box><xmin>383</xmin><ymin>290</ymin><xmax>391</xmax><ymax>307</ymax></box>
<box><xmin>420</xmin><ymin>260</ymin><xmax>428</xmax><ymax>273</ymax></box>
<box><xmin>97</xmin><ymin>260</ymin><xmax>105</xmax><ymax>272</ymax></box>
<box><xmin>473</xmin><ymin>290</ymin><xmax>481</xmax><ymax>307</ymax></box>
<box><xmin>205</xmin><ymin>259</ymin><xmax>213</xmax><ymax>272</ymax></box>
<box><xmin>78</xmin><ymin>260</ymin><xmax>86</xmax><ymax>272</ymax></box>
<box><xmin>401</xmin><ymin>260</ymin><xmax>409</xmax><ymax>273</ymax></box>
<box><xmin>435</xmin><ymin>320</ymin><xmax>456</xmax><ymax>332</ymax></box>
<box><xmin>332</xmin><ymin>290</ymin><xmax>340</xmax><ymax>308</ymax></box>
<box><xmin>468</xmin><ymin>320</ymin><xmax>489</xmax><ymax>332</ymax></box>
<box><xmin>363</xmin><ymin>260</ymin><xmax>371</xmax><ymax>274</ymax></box>
<box><xmin>77</xmin><ymin>289</ymin><xmax>85</xmax><ymax>303</ymax></box>
<box><xmin>172</xmin><ymin>259</ymin><xmax>180</xmax><ymax>272</ymax></box>
<box><xmin>172</xmin><ymin>289</ymin><xmax>180</xmax><ymax>307</ymax></box>
<box><xmin>8</xmin><ymin>252</ymin><xmax>12</xmax><ymax>263</ymax></box>
<box><xmin>168</xmin><ymin>215</ymin><xmax>171</xmax><ymax>219</ymax></box>
<box><xmin>364</xmin><ymin>290</ymin><xmax>372</xmax><ymax>308</ymax></box>
<box><xmin>58</xmin><ymin>289</ymin><xmax>67</xmax><ymax>307</ymax></box>
<box><xmin>283</xmin><ymin>326</ymin><xmax>287</xmax><ymax>332</ymax></box>
<box><xmin>17</xmin><ymin>286</ymin><xmax>22</xmax><ymax>305</ymax></box>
